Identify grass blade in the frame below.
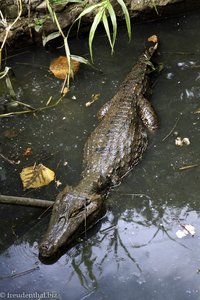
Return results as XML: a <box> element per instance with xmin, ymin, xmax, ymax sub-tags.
<box><xmin>70</xmin><ymin>54</ymin><xmax>91</xmax><ymax>65</ymax></box>
<box><xmin>116</xmin><ymin>0</ymin><xmax>131</xmax><ymax>41</ymax></box>
<box><xmin>102</xmin><ymin>12</ymin><xmax>113</xmax><ymax>53</ymax></box>
<box><xmin>106</xmin><ymin>2</ymin><xmax>117</xmax><ymax>50</ymax></box>
<box><xmin>75</xmin><ymin>2</ymin><xmax>105</xmax><ymax>21</ymax></box>
<box><xmin>89</xmin><ymin>8</ymin><xmax>104</xmax><ymax>62</ymax></box>
<box><xmin>42</xmin><ymin>31</ymin><xmax>61</xmax><ymax>46</ymax></box>
<box><xmin>46</xmin><ymin>0</ymin><xmax>55</xmax><ymax>22</ymax></box>
<box><xmin>151</xmin><ymin>0</ymin><xmax>159</xmax><ymax>15</ymax></box>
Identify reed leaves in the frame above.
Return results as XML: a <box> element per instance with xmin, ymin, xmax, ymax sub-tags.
<box><xmin>72</xmin><ymin>0</ymin><xmax>131</xmax><ymax>62</ymax></box>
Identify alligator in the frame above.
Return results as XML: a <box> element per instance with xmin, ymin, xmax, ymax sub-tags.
<box><xmin>39</xmin><ymin>36</ymin><xmax>159</xmax><ymax>257</ymax></box>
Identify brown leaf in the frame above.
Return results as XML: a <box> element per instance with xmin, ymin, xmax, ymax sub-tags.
<box><xmin>194</xmin><ymin>108</ymin><xmax>200</xmax><ymax>114</ymax></box>
<box><xmin>20</xmin><ymin>164</ymin><xmax>55</xmax><ymax>189</ymax></box>
<box><xmin>85</xmin><ymin>93</ymin><xmax>100</xmax><ymax>107</ymax></box>
<box><xmin>23</xmin><ymin>147</ymin><xmax>33</xmax><ymax>156</ymax></box>
<box><xmin>148</xmin><ymin>35</ymin><xmax>158</xmax><ymax>43</ymax></box>
<box><xmin>62</xmin><ymin>87</ymin><xmax>70</xmax><ymax>95</ymax></box>
<box><xmin>2</xmin><ymin>129</ymin><xmax>18</xmax><ymax>139</ymax></box>
<box><xmin>49</xmin><ymin>56</ymin><xmax>80</xmax><ymax>80</ymax></box>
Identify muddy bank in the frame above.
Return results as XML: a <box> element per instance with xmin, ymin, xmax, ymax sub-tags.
<box><xmin>0</xmin><ymin>0</ymin><xmax>200</xmax><ymax>49</ymax></box>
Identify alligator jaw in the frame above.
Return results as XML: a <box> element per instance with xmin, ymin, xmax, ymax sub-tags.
<box><xmin>39</xmin><ymin>193</ymin><xmax>102</xmax><ymax>257</ymax></box>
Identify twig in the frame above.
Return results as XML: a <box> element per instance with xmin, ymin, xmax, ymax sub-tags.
<box><xmin>179</xmin><ymin>164</ymin><xmax>198</xmax><ymax>171</ymax></box>
<box><xmin>0</xmin><ymin>195</ymin><xmax>53</xmax><ymax>208</ymax></box>
<box><xmin>162</xmin><ymin>114</ymin><xmax>182</xmax><ymax>142</ymax></box>
<box><xmin>0</xmin><ymin>93</ymin><xmax>66</xmax><ymax>118</ymax></box>
<box><xmin>0</xmin><ymin>266</ymin><xmax>39</xmax><ymax>280</ymax></box>
<box><xmin>0</xmin><ymin>0</ymin><xmax>22</xmax><ymax>69</ymax></box>
<box><xmin>37</xmin><ymin>204</ymin><xmax>53</xmax><ymax>219</ymax></box>
<box><xmin>0</xmin><ymin>153</ymin><xmax>19</xmax><ymax>165</ymax></box>
<box><xmin>27</xmin><ymin>0</ymin><xmax>32</xmax><ymax>39</ymax></box>
<box><xmin>52</xmin><ymin>10</ymin><xmax>71</xmax><ymax>91</ymax></box>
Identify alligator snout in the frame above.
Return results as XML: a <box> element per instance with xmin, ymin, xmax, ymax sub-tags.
<box><xmin>39</xmin><ymin>241</ymin><xmax>55</xmax><ymax>257</ymax></box>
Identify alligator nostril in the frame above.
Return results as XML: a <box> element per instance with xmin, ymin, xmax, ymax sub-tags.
<box><xmin>40</xmin><ymin>242</ymin><xmax>48</xmax><ymax>251</ymax></box>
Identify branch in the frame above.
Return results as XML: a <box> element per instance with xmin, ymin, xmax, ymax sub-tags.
<box><xmin>0</xmin><ymin>195</ymin><xmax>53</xmax><ymax>208</ymax></box>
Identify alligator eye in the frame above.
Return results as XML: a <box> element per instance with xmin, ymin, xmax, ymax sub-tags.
<box><xmin>85</xmin><ymin>198</ymin><xmax>91</xmax><ymax>206</ymax></box>
<box><xmin>58</xmin><ymin>216</ymin><xmax>67</xmax><ymax>227</ymax></box>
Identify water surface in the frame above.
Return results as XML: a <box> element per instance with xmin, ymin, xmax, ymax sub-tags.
<box><xmin>1</xmin><ymin>10</ymin><xmax>200</xmax><ymax>300</ymax></box>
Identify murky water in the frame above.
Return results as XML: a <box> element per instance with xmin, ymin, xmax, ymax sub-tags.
<box><xmin>1</xmin><ymin>9</ymin><xmax>200</xmax><ymax>300</ymax></box>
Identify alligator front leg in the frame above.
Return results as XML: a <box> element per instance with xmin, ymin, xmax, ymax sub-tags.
<box><xmin>138</xmin><ymin>97</ymin><xmax>158</xmax><ymax>131</ymax></box>
<box><xmin>97</xmin><ymin>95</ymin><xmax>117</xmax><ymax>120</ymax></box>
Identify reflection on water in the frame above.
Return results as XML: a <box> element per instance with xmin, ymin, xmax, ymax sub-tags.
<box><xmin>1</xmin><ymin>9</ymin><xmax>200</xmax><ymax>300</ymax></box>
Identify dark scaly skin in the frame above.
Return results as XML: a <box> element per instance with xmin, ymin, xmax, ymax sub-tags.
<box><xmin>39</xmin><ymin>40</ymin><xmax>159</xmax><ymax>257</ymax></box>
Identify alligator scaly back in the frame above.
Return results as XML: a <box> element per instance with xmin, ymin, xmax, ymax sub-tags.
<box><xmin>39</xmin><ymin>36</ymin><xmax>159</xmax><ymax>257</ymax></box>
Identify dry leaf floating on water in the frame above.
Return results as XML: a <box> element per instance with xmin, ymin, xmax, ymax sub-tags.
<box><xmin>23</xmin><ymin>147</ymin><xmax>33</xmax><ymax>156</ymax></box>
<box><xmin>49</xmin><ymin>56</ymin><xmax>80</xmax><ymax>80</ymax></box>
<box><xmin>20</xmin><ymin>164</ymin><xmax>55</xmax><ymax>189</ymax></box>
<box><xmin>147</xmin><ymin>35</ymin><xmax>158</xmax><ymax>43</ymax></box>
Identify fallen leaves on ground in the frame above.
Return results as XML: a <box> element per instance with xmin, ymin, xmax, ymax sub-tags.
<box><xmin>20</xmin><ymin>163</ymin><xmax>55</xmax><ymax>189</ymax></box>
<box><xmin>49</xmin><ymin>56</ymin><xmax>80</xmax><ymax>79</ymax></box>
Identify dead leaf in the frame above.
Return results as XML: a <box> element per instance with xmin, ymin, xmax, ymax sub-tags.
<box><xmin>194</xmin><ymin>108</ymin><xmax>200</xmax><ymax>114</ymax></box>
<box><xmin>20</xmin><ymin>164</ymin><xmax>55</xmax><ymax>189</ymax></box>
<box><xmin>148</xmin><ymin>35</ymin><xmax>158</xmax><ymax>43</ymax></box>
<box><xmin>49</xmin><ymin>56</ymin><xmax>80</xmax><ymax>79</ymax></box>
<box><xmin>85</xmin><ymin>93</ymin><xmax>100</xmax><ymax>107</ymax></box>
<box><xmin>23</xmin><ymin>147</ymin><xmax>33</xmax><ymax>156</ymax></box>
<box><xmin>62</xmin><ymin>87</ymin><xmax>70</xmax><ymax>95</ymax></box>
<box><xmin>176</xmin><ymin>224</ymin><xmax>195</xmax><ymax>238</ymax></box>
<box><xmin>2</xmin><ymin>129</ymin><xmax>18</xmax><ymax>139</ymax></box>
<box><xmin>175</xmin><ymin>136</ymin><xmax>190</xmax><ymax>146</ymax></box>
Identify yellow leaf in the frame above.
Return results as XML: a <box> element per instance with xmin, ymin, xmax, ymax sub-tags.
<box><xmin>49</xmin><ymin>56</ymin><xmax>80</xmax><ymax>80</ymax></box>
<box><xmin>20</xmin><ymin>164</ymin><xmax>55</xmax><ymax>189</ymax></box>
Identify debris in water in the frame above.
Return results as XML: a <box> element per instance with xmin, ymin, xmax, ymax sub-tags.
<box><xmin>49</xmin><ymin>56</ymin><xmax>80</xmax><ymax>79</ymax></box>
<box><xmin>148</xmin><ymin>35</ymin><xmax>158</xmax><ymax>43</ymax></box>
<box><xmin>175</xmin><ymin>136</ymin><xmax>190</xmax><ymax>146</ymax></box>
<box><xmin>2</xmin><ymin>129</ymin><xmax>18</xmax><ymax>139</ymax></box>
<box><xmin>176</xmin><ymin>224</ymin><xmax>195</xmax><ymax>238</ymax></box>
<box><xmin>62</xmin><ymin>87</ymin><xmax>70</xmax><ymax>95</ymax></box>
<box><xmin>85</xmin><ymin>93</ymin><xmax>100</xmax><ymax>107</ymax></box>
<box><xmin>23</xmin><ymin>147</ymin><xmax>33</xmax><ymax>156</ymax></box>
<box><xmin>179</xmin><ymin>164</ymin><xmax>198</xmax><ymax>171</ymax></box>
<box><xmin>194</xmin><ymin>108</ymin><xmax>200</xmax><ymax>114</ymax></box>
<box><xmin>20</xmin><ymin>164</ymin><xmax>55</xmax><ymax>189</ymax></box>
<box><xmin>55</xmin><ymin>180</ymin><xmax>62</xmax><ymax>187</ymax></box>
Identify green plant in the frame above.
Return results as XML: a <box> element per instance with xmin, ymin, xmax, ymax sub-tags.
<box><xmin>0</xmin><ymin>0</ymin><xmax>22</xmax><ymax>69</ymax></box>
<box><xmin>44</xmin><ymin>0</ymin><xmax>131</xmax><ymax>90</ymax></box>
<box><xmin>71</xmin><ymin>0</ymin><xmax>131</xmax><ymax>62</ymax></box>
<box><xmin>33</xmin><ymin>17</ymin><xmax>49</xmax><ymax>32</ymax></box>
<box><xmin>45</xmin><ymin>0</ymin><xmax>131</xmax><ymax>63</ymax></box>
